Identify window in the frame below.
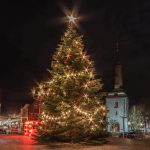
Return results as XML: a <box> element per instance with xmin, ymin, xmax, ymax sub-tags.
<box><xmin>115</xmin><ymin>111</ymin><xmax>118</xmax><ymax>116</ymax></box>
<box><xmin>114</xmin><ymin>102</ymin><xmax>118</xmax><ymax>108</ymax></box>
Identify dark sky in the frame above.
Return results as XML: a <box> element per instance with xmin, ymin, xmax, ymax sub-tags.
<box><xmin>0</xmin><ymin>0</ymin><xmax>150</xmax><ymax>113</ymax></box>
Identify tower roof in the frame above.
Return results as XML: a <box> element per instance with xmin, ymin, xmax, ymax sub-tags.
<box><xmin>115</xmin><ymin>41</ymin><xmax>121</xmax><ymax>65</ymax></box>
<box><xmin>114</xmin><ymin>41</ymin><xmax>123</xmax><ymax>91</ymax></box>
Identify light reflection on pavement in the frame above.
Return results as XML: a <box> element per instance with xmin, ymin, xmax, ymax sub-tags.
<box><xmin>0</xmin><ymin>135</ymin><xmax>48</xmax><ymax>150</ymax></box>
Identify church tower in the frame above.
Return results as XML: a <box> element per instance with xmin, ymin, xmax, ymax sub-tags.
<box><xmin>106</xmin><ymin>42</ymin><xmax>129</xmax><ymax>133</ymax></box>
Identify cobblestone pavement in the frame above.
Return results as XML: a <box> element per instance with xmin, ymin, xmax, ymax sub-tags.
<box><xmin>0</xmin><ymin>135</ymin><xmax>150</xmax><ymax>150</ymax></box>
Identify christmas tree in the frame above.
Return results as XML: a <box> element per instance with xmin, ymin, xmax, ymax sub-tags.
<box><xmin>32</xmin><ymin>15</ymin><xmax>107</xmax><ymax>142</ymax></box>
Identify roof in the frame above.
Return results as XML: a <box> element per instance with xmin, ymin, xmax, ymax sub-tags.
<box><xmin>107</xmin><ymin>91</ymin><xmax>127</xmax><ymax>98</ymax></box>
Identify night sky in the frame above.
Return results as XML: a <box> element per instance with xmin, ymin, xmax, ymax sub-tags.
<box><xmin>0</xmin><ymin>0</ymin><xmax>150</xmax><ymax>113</ymax></box>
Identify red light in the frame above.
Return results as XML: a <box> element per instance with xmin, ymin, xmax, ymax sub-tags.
<box><xmin>24</xmin><ymin>120</ymin><xmax>38</xmax><ymax>136</ymax></box>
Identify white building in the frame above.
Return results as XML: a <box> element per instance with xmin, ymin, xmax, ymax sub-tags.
<box><xmin>106</xmin><ymin>45</ymin><xmax>129</xmax><ymax>133</ymax></box>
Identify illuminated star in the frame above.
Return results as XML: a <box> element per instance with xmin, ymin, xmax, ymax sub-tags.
<box><xmin>68</xmin><ymin>14</ymin><xmax>77</xmax><ymax>24</ymax></box>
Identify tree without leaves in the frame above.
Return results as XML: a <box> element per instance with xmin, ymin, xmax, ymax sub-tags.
<box><xmin>128</xmin><ymin>105</ymin><xmax>144</xmax><ymax>130</ymax></box>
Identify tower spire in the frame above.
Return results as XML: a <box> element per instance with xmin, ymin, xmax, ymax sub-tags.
<box><xmin>114</xmin><ymin>41</ymin><xmax>123</xmax><ymax>91</ymax></box>
<box><xmin>116</xmin><ymin>41</ymin><xmax>119</xmax><ymax>53</ymax></box>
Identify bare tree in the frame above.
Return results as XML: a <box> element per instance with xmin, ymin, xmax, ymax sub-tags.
<box><xmin>128</xmin><ymin>106</ymin><xmax>144</xmax><ymax>130</ymax></box>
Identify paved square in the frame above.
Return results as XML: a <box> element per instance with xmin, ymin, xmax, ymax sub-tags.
<box><xmin>0</xmin><ymin>135</ymin><xmax>149</xmax><ymax>150</ymax></box>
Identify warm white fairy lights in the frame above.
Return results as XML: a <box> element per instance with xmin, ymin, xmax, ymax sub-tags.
<box><xmin>84</xmin><ymin>83</ymin><xmax>88</xmax><ymax>89</ymax></box>
<box><xmin>66</xmin><ymin>74</ymin><xmax>70</xmax><ymax>78</ymax></box>
<box><xmin>40</xmin><ymin>104</ymin><xmax>105</xmax><ymax>128</ymax></box>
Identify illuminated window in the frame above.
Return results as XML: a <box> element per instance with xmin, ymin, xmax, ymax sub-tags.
<box><xmin>114</xmin><ymin>102</ymin><xmax>118</xmax><ymax>108</ymax></box>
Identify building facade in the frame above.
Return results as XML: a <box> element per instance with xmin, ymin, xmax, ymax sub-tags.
<box><xmin>106</xmin><ymin>45</ymin><xmax>129</xmax><ymax>133</ymax></box>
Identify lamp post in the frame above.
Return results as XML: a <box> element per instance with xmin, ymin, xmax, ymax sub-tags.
<box><xmin>121</xmin><ymin>116</ymin><xmax>127</xmax><ymax>138</ymax></box>
<box><xmin>145</xmin><ymin>116</ymin><xmax>149</xmax><ymax>134</ymax></box>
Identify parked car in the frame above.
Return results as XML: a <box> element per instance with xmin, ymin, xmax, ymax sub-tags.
<box><xmin>126</xmin><ymin>130</ymin><xmax>145</xmax><ymax>139</ymax></box>
<box><xmin>126</xmin><ymin>131</ymin><xmax>137</xmax><ymax>138</ymax></box>
<box><xmin>0</xmin><ymin>129</ymin><xmax>6</xmax><ymax>134</ymax></box>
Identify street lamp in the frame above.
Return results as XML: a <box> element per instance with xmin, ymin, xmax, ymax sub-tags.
<box><xmin>121</xmin><ymin>115</ymin><xmax>127</xmax><ymax>138</ymax></box>
<box><xmin>140</xmin><ymin>123</ymin><xmax>143</xmax><ymax>127</ymax></box>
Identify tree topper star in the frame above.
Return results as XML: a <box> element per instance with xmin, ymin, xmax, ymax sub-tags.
<box><xmin>68</xmin><ymin>14</ymin><xmax>77</xmax><ymax>24</ymax></box>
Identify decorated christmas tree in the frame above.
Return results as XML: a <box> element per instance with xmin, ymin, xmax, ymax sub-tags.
<box><xmin>32</xmin><ymin>15</ymin><xmax>107</xmax><ymax>142</ymax></box>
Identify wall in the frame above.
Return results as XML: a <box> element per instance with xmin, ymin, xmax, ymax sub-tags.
<box><xmin>106</xmin><ymin>94</ymin><xmax>129</xmax><ymax>133</ymax></box>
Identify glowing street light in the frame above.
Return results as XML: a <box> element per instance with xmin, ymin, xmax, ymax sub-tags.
<box><xmin>128</xmin><ymin>121</ymin><xmax>131</xmax><ymax>125</ymax></box>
